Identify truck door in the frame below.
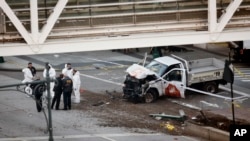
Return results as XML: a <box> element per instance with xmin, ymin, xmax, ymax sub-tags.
<box><xmin>161</xmin><ymin>69</ymin><xmax>186</xmax><ymax>98</ymax></box>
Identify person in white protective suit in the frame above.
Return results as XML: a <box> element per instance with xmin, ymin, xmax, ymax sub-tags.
<box><xmin>72</xmin><ymin>69</ymin><xmax>81</xmax><ymax>103</ymax></box>
<box><xmin>22</xmin><ymin>67</ymin><xmax>34</xmax><ymax>95</ymax></box>
<box><xmin>22</xmin><ymin>68</ymin><xmax>34</xmax><ymax>83</ymax></box>
<box><xmin>43</xmin><ymin>63</ymin><xmax>56</xmax><ymax>98</ymax></box>
<box><xmin>62</xmin><ymin>63</ymin><xmax>73</xmax><ymax>79</ymax></box>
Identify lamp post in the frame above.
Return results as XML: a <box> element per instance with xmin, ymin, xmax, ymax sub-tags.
<box><xmin>45</xmin><ymin>63</ymin><xmax>54</xmax><ymax>141</ymax></box>
<box><xmin>229</xmin><ymin>53</ymin><xmax>235</xmax><ymax>125</ymax></box>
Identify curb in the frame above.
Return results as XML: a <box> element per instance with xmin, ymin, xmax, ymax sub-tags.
<box><xmin>184</xmin><ymin>122</ymin><xmax>229</xmax><ymax>141</ymax></box>
<box><xmin>169</xmin><ymin>99</ymin><xmax>231</xmax><ymax>141</ymax></box>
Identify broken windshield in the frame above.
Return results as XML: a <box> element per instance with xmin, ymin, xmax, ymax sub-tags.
<box><xmin>145</xmin><ymin>60</ymin><xmax>168</xmax><ymax>76</ymax></box>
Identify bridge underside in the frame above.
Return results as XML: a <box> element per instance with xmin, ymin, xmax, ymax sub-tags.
<box><xmin>0</xmin><ymin>0</ymin><xmax>250</xmax><ymax>56</ymax></box>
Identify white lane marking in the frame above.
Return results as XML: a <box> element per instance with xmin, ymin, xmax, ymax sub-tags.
<box><xmin>0</xmin><ymin>133</ymin><xmax>162</xmax><ymax>141</ymax></box>
<box><xmin>80</xmin><ymin>73</ymin><xmax>123</xmax><ymax>86</ymax></box>
<box><xmin>234</xmin><ymin>68</ymin><xmax>250</xmax><ymax>70</ymax></box>
<box><xmin>234</xmin><ymin>75</ymin><xmax>250</xmax><ymax>78</ymax></box>
<box><xmin>219</xmin><ymin>85</ymin><xmax>250</xmax><ymax>97</ymax></box>
<box><xmin>236</xmin><ymin>72</ymin><xmax>250</xmax><ymax>74</ymax></box>
<box><xmin>100</xmin><ymin>136</ymin><xmax>117</xmax><ymax>141</ymax></box>
<box><xmin>241</xmin><ymin>80</ymin><xmax>250</xmax><ymax>82</ymax></box>
<box><xmin>86</xmin><ymin>57</ymin><xmax>124</xmax><ymax>66</ymax></box>
<box><xmin>63</xmin><ymin>53</ymin><xmax>124</xmax><ymax>66</ymax></box>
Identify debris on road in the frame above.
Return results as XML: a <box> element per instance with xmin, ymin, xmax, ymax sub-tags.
<box><xmin>160</xmin><ymin>122</ymin><xmax>175</xmax><ymax>131</ymax></box>
<box><xmin>92</xmin><ymin>101</ymin><xmax>105</xmax><ymax>106</ymax></box>
<box><xmin>74</xmin><ymin>91</ymin><xmax>250</xmax><ymax>136</ymax></box>
<box><xmin>105</xmin><ymin>90</ymin><xmax>115</xmax><ymax>99</ymax></box>
<box><xmin>149</xmin><ymin>110</ymin><xmax>187</xmax><ymax>122</ymax></box>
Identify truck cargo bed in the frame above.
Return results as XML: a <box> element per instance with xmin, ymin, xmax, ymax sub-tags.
<box><xmin>187</xmin><ymin>58</ymin><xmax>224</xmax><ymax>85</ymax></box>
<box><xmin>191</xmin><ymin>66</ymin><xmax>219</xmax><ymax>74</ymax></box>
<box><xmin>189</xmin><ymin>58</ymin><xmax>224</xmax><ymax>73</ymax></box>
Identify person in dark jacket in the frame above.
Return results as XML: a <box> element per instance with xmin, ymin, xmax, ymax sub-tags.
<box><xmin>28</xmin><ymin>62</ymin><xmax>37</xmax><ymax>77</ymax></box>
<box><xmin>51</xmin><ymin>74</ymin><xmax>64</xmax><ymax>110</ymax></box>
<box><xmin>62</xmin><ymin>75</ymin><xmax>73</xmax><ymax>110</ymax></box>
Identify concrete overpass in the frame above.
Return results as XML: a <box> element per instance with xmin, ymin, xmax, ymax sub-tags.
<box><xmin>0</xmin><ymin>0</ymin><xmax>250</xmax><ymax>56</ymax></box>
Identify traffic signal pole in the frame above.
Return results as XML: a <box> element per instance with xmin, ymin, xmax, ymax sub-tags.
<box><xmin>229</xmin><ymin>53</ymin><xmax>235</xmax><ymax>125</ymax></box>
<box><xmin>45</xmin><ymin>63</ymin><xmax>54</xmax><ymax>141</ymax></box>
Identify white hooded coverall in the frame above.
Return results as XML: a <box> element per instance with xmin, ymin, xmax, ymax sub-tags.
<box><xmin>22</xmin><ymin>68</ymin><xmax>33</xmax><ymax>83</ymax></box>
<box><xmin>43</xmin><ymin>64</ymin><xmax>56</xmax><ymax>97</ymax></box>
<box><xmin>22</xmin><ymin>68</ymin><xmax>34</xmax><ymax>94</ymax></box>
<box><xmin>62</xmin><ymin>64</ymin><xmax>73</xmax><ymax>79</ymax></box>
<box><xmin>72</xmin><ymin>71</ymin><xmax>81</xmax><ymax>103</ymax></box>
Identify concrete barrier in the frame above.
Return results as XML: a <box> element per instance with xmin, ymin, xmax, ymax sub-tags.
<box><xmin>184</xmin><ymin>122</ymin><xmax>229</xmax><ymax>141</ymax></box>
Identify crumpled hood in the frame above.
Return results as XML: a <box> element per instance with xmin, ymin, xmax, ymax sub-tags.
<box><xmin>126</xmin><ymin>64</ymin><xmax>156</xmax><ymax>79</ymax></box>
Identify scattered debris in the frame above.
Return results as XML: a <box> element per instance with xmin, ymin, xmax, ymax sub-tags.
<box><xmin>149</xmin><ymin>110</ymin><xmax>187</xmax><ymax>122</ymax></box>
<box><xmin>92</xmin><ymin>63</ymin><xmax>106</xmax><ymax>69</ymax></box>
<box><xmin>170</xmin><ymin>100</ymin><xmax>201</xmax><ymax>111</ymax></box>
<box><xmin>200</xmin><ymin>100</ymin><xmax>220</xmax><ymax>109</ymax></box>
<box><xmin>105</xmin><ymin>90</ymin><xmax>115</xmax><ymax>99</ymax></box>
<box><xmin>160</xmin><ymin>122</ymin><xmax>175</xmax><ymax>131</ymax></box>
<box><xmin>105</xmin><ymin>90</ymin><xmax>123</xmax><ymax>100</ymax></box>
<box><xmin>92</xmin><ymin>101</ymin><xmax>105</xmax><ymax>106</ymax></box>
<box><xmin>74</xmin><ymin>91</ymin><xmax>250</xmax><ymax>135</ymax></box>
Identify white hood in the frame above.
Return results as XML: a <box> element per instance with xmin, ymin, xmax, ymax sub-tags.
<box><xmin>126</xmin><ymin>64</ymin><xmax>156</xmax><ymax>79</ymax></box>
<box><xmin>74</xmin><ymin>71</ymin><xmax>80</xmax><ymax>76</ymax></box>
<box><xmin>73</xmin><ymin>71</ymin><xmax>81</xmax><ymax>87</ymax></box>
<box><xmin>43</xmin><ymin>64</ymin><xmax>56</xmax><ymax>78</ymax></box>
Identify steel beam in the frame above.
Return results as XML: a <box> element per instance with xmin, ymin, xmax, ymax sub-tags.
<box><xmin>208</xmin><ymin>0</ymin><xmax>217</xmax><ymax>32</ymax></box>
<box><xmin>0</xmin><ymin>0</ymin><xmax>33</xmax><ymax>44</ymax></box>
<box><xmin>0</xmin><ymin>28</ymin><xmax>250</xmax><ymax>56</ymax></box>
<box><xmin>216</xmin><ymin>0</ymin><xmax>242</xmax><ymax>32</ymax></box>
<box><xmin>0</xmin><ymin>0</ymin><xmax>248</xmax><ymax>56</ymax></box>
<box><xmin>39</xmin><ymin>0</ymin><xmax>68</xmax><ymax>44</ymax></box>
<box><xmin>30</xmin><ymin>0</ymin><xmax>39</xmax><ymax>42</ymax></box>
<box><xmin>0</xmin><ymin>8</ymin><xmax>5</xmax><ymax>33</ymax></box>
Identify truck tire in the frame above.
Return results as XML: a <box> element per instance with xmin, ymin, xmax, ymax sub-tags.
<box><xmin>203</xmin><ymin>82</ymin><xmax>218</xmax><ymax>93</ymax></box>
<box><xmin>144</xmin><ymin>89</ymin><xmax>157</xmax><ymax>103</ymax></box>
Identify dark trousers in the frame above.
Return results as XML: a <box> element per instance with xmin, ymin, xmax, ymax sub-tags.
<box><xmin>63</xmin><ymin>91</ymin><xmax>72</xmax><ymax>110</ymax></box>
<box><xmin>51</xmin><ymin>91</ymin><xmax>62</xmax><ymax>109</ymax></box>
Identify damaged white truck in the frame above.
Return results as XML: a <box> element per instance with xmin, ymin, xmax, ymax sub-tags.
<box><xmin>122</xmin><ymin>55</ymin><xmax>227</xmax><ymax>103</ymax></box>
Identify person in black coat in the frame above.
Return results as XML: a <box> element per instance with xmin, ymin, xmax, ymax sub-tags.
<box><xmin>62</xmin><ymin>75</ymin><xmax>73</xmax><ymax>110</ymax></box>
<box><xmin>51</xmin><ymin>74</ymin><xmax>63</xmax><ymax>110</ymax></box>
<box><xmin>28</xmin><ymin>62</ymin><xmax>37</xmax><ymax>77</ymax></box>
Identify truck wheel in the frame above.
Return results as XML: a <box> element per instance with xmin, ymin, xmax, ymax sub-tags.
<box><xmin>203</xmin><ymin>82</ymin><xmax>218</xmax><ymax>93</ymax></box>
<box><xmin>144</xmin><ymin>89</ymin><xmax>157</xmax><ymax>103</ymax></box>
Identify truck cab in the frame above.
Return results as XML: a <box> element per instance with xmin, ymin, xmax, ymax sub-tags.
<box><xmin>123</xmin><ymin>56</ymin><xmax>186</xmax><ymax>103</ymax></box>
